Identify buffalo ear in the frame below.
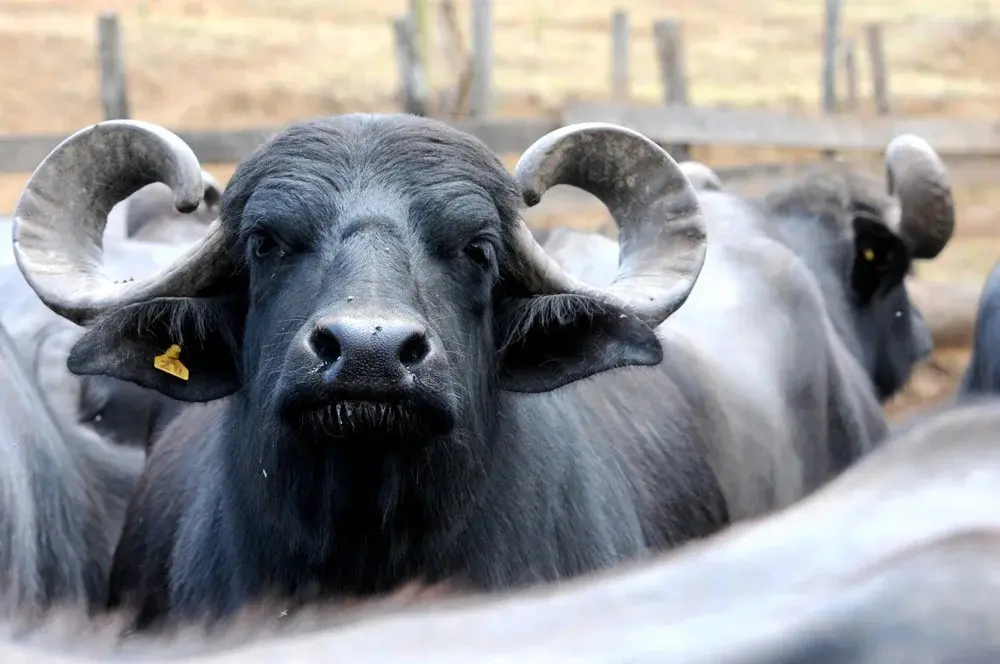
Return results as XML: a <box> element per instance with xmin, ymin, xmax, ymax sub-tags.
<box><xmin>852</xmin><ymin>217</ymin><xmax>910</xmax><ymax>306</ymax></box>
<box><xmin>494</xmin><ymin>294</ymin><xmax>663</xmax><ymax>393</ymax></box>
<box><xmin>67</xmin><ymin>295</ymin><xmax>246</xmax><ymax>403</ymax></box>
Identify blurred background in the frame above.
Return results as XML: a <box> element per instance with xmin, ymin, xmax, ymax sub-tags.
<box><xmin>1</xmin><ymin>0</ymin><xmax>998</xmax><ymax>418</ymax></box>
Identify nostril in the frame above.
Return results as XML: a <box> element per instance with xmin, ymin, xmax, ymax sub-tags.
<box><xmin>398</xmin><ymin>331</ymin><xmax>431</xmax><ymax>367</ymax></box>
<box><xmin>309</xmin><ymin>328</ymin><xmax>342</xmax><ymax>365</ymax></box>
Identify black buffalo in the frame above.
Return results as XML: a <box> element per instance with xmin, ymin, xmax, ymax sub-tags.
<box><xmin>959</xmin><ymin>260</ymin><xmax>1000</xmax><ymax>397</ymax></box>
<box><xmin>545</xmin><ymin>151</ymin><xmax>952</xmax><ymax>403</ymax></box>
<box><xmin>756</xmin><ymin>161</ymin><xmax>948</xmax><ymax>401</ymax></box>
<box><xmin>2</xmin><ymin>398</ymin><xmax>1000</xmax><ymax>662</ymax></box>
<box><xmin>13</xmin><ymin>114</ymin><xmax>904</xmax><ymax>626</ymax></box>
<box><xmin>0</xmin><ymin>318</ymin><xmax>142</xmax><ymax>616</ymax></box>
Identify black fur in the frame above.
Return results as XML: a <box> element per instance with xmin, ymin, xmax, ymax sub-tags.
<box><xmin>758</xmin><ymin>169</ymin><xmax>934</xmax><ymax>401</ymax></box>
<box><xmin>958</xmin><ymin>260</ymin><xmax>1000</xmax><ymax>397</ymax></box>
<box><xmin>72</xmin><ymin>114</ymin><xmax>728</xmax><ymax>626</ymax></box>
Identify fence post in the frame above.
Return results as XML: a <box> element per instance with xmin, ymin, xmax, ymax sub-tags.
<box><xmin>468</xmin><ymin>0</ymin><xmax>493</xmax><ymax>119</ymax></box>
<box><xmin>865</xmin><ymin>23</ymin><xmax>890</xmax><ymax>115</ymax></box>
<box><xmin>652</xmin><ymin>19</ymin><xmax>690</xmax><ymax>162</ymax></box>
<box><xmin>821</xmin><ymin>0</ymin><xmax>842</xmax><ymax>159</ymax></box>
<box><xmin>840</xmin><ymin>38</ymin><xmax>858</xmax><ymax>113</ymax></box>
<box><xmin>97</xmin><ymin>11</ymin><xmax>129</xmax><ymax>120</ymax></box>
<box><xmin>393</xmin><ymin>13</ymin><xmax>431</xmax><ymax>116</ymax></box>
<box><xmin>610</xmin><ymin>9</ymin><xmax>630</xmax><ymax>102</ymax></box>
<box><xmin>408</xmin><ymin>0</ymin><xmax>430</xmax><ymax>73</ymax></box>
<box><xmin>435</xmin><ymin>0</ymin><xmax>471</xmax><ymax>118</ymax></box>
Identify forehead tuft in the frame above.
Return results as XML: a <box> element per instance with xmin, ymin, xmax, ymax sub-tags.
<box><xmin>220</xmin><ymin>114</ymin><xmax>522</xmax><ymax>231</ymax></box>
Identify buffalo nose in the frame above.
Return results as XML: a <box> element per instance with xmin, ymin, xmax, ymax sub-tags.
<box><xmin>308</xmin><ymin>317</ymin><xmax>432</xmax><ymax>376</ymax></box>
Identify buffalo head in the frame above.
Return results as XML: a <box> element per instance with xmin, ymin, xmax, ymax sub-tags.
<box><xmin>12</xmin><ymin>115</ymin><xmax>707</xmax><ymax>453</ymax></box>
<box><xmin>762</xmin><ymin>136</ymin><xmax>954</xmax><ymax>401</ymax></box>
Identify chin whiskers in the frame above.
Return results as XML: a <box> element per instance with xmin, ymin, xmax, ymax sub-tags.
<box><xmin>305</xmin><ymin>400</ymin><xmax>423</xmax><ymax>440</ymax></box>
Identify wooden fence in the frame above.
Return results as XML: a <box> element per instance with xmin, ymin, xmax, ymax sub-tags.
<box><xmin>1</xmin><ymin>4</ymin><xmax>998</xmax><ymax>176</ymax></box>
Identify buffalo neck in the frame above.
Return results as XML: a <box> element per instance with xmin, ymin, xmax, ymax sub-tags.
<box><xmin>765</xmin><ymin>210</ymin><xmax>866</xmax><ymax>365</ymax></box>
<box><xmin>214</xmin><ymin>394</ymin><xmax>491</xmax><ymax>597</ymax></box>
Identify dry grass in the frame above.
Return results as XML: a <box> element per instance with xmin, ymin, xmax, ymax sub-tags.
<box><xmin>2</xmin><ymin>0</ymin><xmax>999</xmax><ymax>135</ymax></box>
<box><xmin>1</xmin><ymin>1</ymin><xmax>998</xmax><ymax>195</ymax></box>
<box><xmin>1</xmin><ymin>0</ymin><xmax>999</xmax><ymax>205</ymax></box>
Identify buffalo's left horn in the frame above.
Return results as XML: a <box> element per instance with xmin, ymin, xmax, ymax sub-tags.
<box><xmin>884</xmin><ymin>134</ymin><xmax>954</xmax><ymax>259</ymax></box>
<box><xmin>512</xmin><ymin>122</ymin><xmax>708</xmax><ymax>328</ymax></box>
<box><xmin>12</xmin><ymin>120</ymin><xmax>234</xmax><ymax>325</ymax></box>
<box><xmin>679</xmin><ymin>161</ymin><xmax>722</xmax><ymax>192</ymax></box>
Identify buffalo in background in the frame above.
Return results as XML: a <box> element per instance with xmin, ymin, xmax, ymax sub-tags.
<box><xmin>0</xmin><ymin>174</ymin><xmax>220</xmax><ymax>451</ymax></box>
<box><xmin>0</xmin><ymin>319</ymin><xmax>142</xmax><ymax>617</ymax></box>
<box><xmin>959</xmin><ymin>259</ymin><xmax>1000</xmax><ymax>397</ymax></box>
<box><xmin>543</xmin><ymin>145</ymin><xmax>952</xmax><ymax>404</ymax></box>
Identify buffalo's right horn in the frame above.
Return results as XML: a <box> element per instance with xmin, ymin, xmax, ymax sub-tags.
<box><xmin>884</xmin><ymin>135</ymin><xmax>954</xmax><ymax>260</ymax></box>
<box><xmin>12</xmin><ymin>120</ymin><xmax>235</xmax><ymax>326</ymax></box>
<box><xmin>512</xmin><ymin>122</ymin><xmax>708</xmax><ymax>329</ymax></box>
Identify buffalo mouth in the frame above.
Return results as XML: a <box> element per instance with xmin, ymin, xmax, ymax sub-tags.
<box><xmin>282</xmin><ymin>386</ymin><xmax>457</xmax><ymax>446</ymax></box>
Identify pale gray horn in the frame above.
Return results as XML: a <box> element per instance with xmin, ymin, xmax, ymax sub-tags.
<box><xmin>12</xmin><ymin>120</ymin><xmax>233</xmax><ymax>325</ymax></box>
<box><xmin>884</xmin><ymin>134</ymin><xmax>954</xmax><ymax>260</ymax></box>
<box><xmin>513</xmin><ymin>122</ymin><xmax>708</xmax><ymax>328</ymax></box>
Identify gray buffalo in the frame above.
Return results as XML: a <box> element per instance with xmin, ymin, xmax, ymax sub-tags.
<box><xmin>0</xmin><ymin>318</ymin><xmax>142</xmax><ymax>617</ymax></box>
<box><xmin>545</xmin><ymin>149</ymin><xmax>952</xmax><ymax>404</ymax></box>
<box><xmin>0</xmin><ymin>172</ymin><xmax>218</xmax><ymax>451</ymax></box>
<box><xmin>14</xmin><ymin>115</ymin><xmax>900</xmax><ymax>626</ymax></box>
<box><xmin>959</xmin><ymin>259</ymin><xmax>1000</xmax><ymax>397</ymax></box>
<box><xmin>1</xmin><ymin>398</ymin><xmax>999</xmax><ymax>662</ymax></box>
<box><xmin>0</xmin><ymin>241</ymin><xmax>192</xmax><ymax>452</ymax></box>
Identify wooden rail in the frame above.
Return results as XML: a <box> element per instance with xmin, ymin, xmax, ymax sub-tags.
<box><xmin>564</xmin><ymin>103</ymin><xmax>1000</xmax><ymax>155</ymax></box>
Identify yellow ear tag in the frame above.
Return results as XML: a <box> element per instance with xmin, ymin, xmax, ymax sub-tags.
<box><xmin>153</xmin><ymin>344</ymin><xmax>190</xmax><ymax>381</ymax></box>
<box><xmin>863</xmin><ymin>248</ymin><xmax>875</xmax><ymax>262</ymax></box>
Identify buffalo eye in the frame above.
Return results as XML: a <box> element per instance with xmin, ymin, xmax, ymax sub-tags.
<box><xmin>464</xmin><ymin>239</ymin><xmax>494</xmax><ymax>270</ymax></box>
<box><xmin>250</xmin><ymin>231</ymin><xmax>284</xmax><ymax>259</ymax></box>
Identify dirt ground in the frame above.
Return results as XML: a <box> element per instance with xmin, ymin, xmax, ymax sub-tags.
<box><xmin>1</xmin><ymin>0</ymin><xmax>998</xmax><ymax>419</ymax></box>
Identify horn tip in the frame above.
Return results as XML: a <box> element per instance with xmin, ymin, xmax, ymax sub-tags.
<box><xmin>885</xmin><ymin>134</ymin><xmax>940</xmax><ymax>162</ymax></box>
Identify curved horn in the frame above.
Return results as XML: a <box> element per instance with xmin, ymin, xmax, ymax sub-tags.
<box><xmin>513</xmin><ymin>122</ymin><xmax>708</xmax><ymax>328</ymax></box>
<box><xmin>679</xmin><ymin>161</ymin><xmax>722</xmax><ymax>192</ymax></box>
<box><xmin>884</xmin><ymin>134</ymin><xmax>954</xmax><ymax>259</ymax></box>
<box><xmin>12</xmin><ymin>120</ymin><xmax>234</xmax><ymax>326</ymax></box>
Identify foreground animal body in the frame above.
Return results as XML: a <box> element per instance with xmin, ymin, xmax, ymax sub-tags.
<box><xmin>546</xmin><ymin>152</ymin><xmax>953</xmax><ymax>404</ymax></box>
<box><xmin>959</xmin><ymin>260</ymin><xmax>1000</xmax><ymax>397</ymax></box>
<box><xmin>15</xmin><ymin>115</ymin><xmax>734</xmax><ymax>624</ymax></box>
<box><xmin>0</xmin><ymin>320</ymin><xmax>143</xmax><ymax>617</ymax></box>
<box><xmin>0</xmin><ymin>235</ymin><xmax>193</xmax><ymax>451</ymax></box>
<box><xmin>3</xmin><ymin>399</ymin><xmax>1000</xmax><ymax>663</ymax></box>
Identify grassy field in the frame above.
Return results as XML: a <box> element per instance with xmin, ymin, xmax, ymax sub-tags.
<box><xmin>1</xmin><ymin>0</ymin><xmax>998</xmax><ymax>415</ymax></box>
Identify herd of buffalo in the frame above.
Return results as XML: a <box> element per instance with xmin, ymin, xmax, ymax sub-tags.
<box><xmin>0</xmin><ymin>112</ymin><xmax>999</xmax><ymax>662</ymax></box>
